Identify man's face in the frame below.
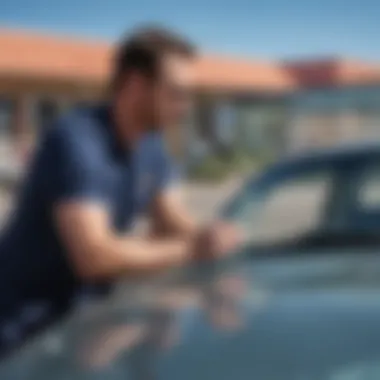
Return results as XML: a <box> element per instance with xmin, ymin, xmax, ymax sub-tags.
<box><xmin>117</xmin><ymin>54</ymin><xmax>193</xmax><ymax>132</ymax></box>
<box><xmin>150</xmin><ymin>54</ymin><xmax>194</xmax><ymax>129</ymax></box>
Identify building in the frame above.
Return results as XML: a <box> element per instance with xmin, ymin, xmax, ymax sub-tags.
<box><xmin>1</xmin><ymin>28</ymin><xmax>380</xmax><ymax>167</ymax></box>
<box><xmin>285</xmin><ymin>60</ymin><xmax>380</xmax><ymax>150</ymax></box>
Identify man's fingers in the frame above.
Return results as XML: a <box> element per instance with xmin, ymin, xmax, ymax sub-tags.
<box><xmin>194</xmin><ymin>221</ymin><xmax>243</xmax><ymax>261</ymax></box>
<box><xmin>210</xmin><ymin>222</ymin><xmax>243</xmax><ymax>256</ymax></box>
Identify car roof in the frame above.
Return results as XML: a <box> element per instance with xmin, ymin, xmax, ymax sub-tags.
<box><xmin>279</xmin><ymin>141</ymin><xmax>380</xmax><ymax>168</ymax></box>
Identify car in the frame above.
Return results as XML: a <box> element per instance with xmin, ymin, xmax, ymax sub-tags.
<box><xmin>1</xmin><ymin>250</ymin><xmax>380</xmax><ymax>380</ymax></box>
<box><xmin>2</xmin><ymin>143</ymin><xmax>380</xmax><ymax>379</ymax></box>
<box><xmin>223</xmin><ymin>142</ymin><xmax>380</xmax><ymax>250</ymax></box>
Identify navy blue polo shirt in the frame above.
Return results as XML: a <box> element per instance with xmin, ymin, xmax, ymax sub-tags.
<box><xmin>0</xmin><ymin>106</ymin><xmax>177</xmax><ymax>355</ymax></box>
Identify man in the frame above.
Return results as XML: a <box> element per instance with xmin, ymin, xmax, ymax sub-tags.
<box><xmin>0</xmin><ymin>26</ymin><xmax>240</xmax><ymax>357</ymax></box>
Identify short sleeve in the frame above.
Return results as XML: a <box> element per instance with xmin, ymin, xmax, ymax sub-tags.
<box><xmin>36</xmin><ymin>123</ymin><xmax>108</xmax><ymax>204</ymax></box>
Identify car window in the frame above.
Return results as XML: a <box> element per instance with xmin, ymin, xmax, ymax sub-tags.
<box><xmin>229</xmin><ymin>170</ymin><xmax>333</xmax><ymax>245</ymax></box>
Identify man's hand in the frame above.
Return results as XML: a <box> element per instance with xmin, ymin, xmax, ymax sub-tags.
<box><xmin>150</xmin><ymin>184</ymin><xmax>242</xmax><ymax>263</ymax></box>
<box><xmin>55</xmin><ymin>201</ymin><xmax>241</xmax><ymax>280</ymax></box>
<box><xmin>191</xmin><ymin>221</ymin><xmax>242</xmax><ymax>261</ymax></box>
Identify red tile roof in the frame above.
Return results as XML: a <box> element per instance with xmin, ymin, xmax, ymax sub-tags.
<box><xmin>192</xmin><ymin>55</ymin><xmax>295</xmax><ymax>92</ymax></box>
<box><xmin>1</xmin><ymin>28</ymin><xmax>380</xmax><ymax>92</ymax></box>
<box><xmin>0</xmin><ymin>28</ymin><xmax>293</xmax><ymax>92</ymax></box>
<box><xmin>0</xmin><ymin>29</ymin><xmax>111</xmax><ymax>84</ymax></box>
<box><xmin>284</xmin><ymin>58</ymin><xmax>380</xmax><ymax>87</ymax></box>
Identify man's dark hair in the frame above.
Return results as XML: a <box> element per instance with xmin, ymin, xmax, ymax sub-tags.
<box><xmin>112</xmin><ymin>25</ymin><xmax>195</xmax><ymax>90</ymax></box>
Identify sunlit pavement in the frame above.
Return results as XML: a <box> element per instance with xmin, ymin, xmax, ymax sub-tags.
<box><xmin>181</xmin><ymin>178</ymin><xmax>243</xmax><ymax>221</ymax></box>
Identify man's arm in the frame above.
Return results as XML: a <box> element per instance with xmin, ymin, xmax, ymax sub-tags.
<box><xmin>38</xmin><ymin>124</ymin><xmax>197</xmax><ymax>281</ymax></box>
<box><xmin>54</xmin><ymin>202</ymin><xmax>192</xmax><ymax>280</ymax></box>
<box><xmin>55</xmin><ymin>191</ymin><xmax>237</xmax><ymax>281</ymax></box>
<box><xmin>147</xmin><ymin>159</ymin><xmax>241</xmax><ymax>258</ymax></box>
<box><xmin>149</xmin><ymin>186</ymin><xmax>198</xmax><ymax>239</ymax></box>
<box><xmin>41</xmin><ymin>125</ymin><xmax>237</xmax><ymax>282</ymax></box>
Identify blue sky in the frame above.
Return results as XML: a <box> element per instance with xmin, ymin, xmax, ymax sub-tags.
<box><xmin>1</xmin><ymin>0</ymin><xmax>380</xmax><ymax>60</ymax></box>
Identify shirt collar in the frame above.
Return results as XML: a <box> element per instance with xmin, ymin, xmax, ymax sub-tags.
<box><xmin>96</xmin><ymin>104</ymin><xmax>130</xmax><ymax>160</ymax></box>
<box><xmin>96</xmin><ymin>103</ymin><xmax>164</xmax><ymax>160</ymax></box>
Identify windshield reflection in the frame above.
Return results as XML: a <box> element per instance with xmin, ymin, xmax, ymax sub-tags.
<box><xmin>2</xmin><ymin>253</ymin><xmax>380</xmax><ymax>380</ymax></box>
<box><xmin>72</xmin><ymin>267</ymin><xmax>247</xmax><ymax>378</ymax></box>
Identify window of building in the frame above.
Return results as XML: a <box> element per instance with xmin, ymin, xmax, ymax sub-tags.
<box><xmin>0</xmin><ymin>97</ymin><xmax>15</xmax><ymax>138</ymax></box>
<box><xmin>196</xmin><ymin>97</ymin><xmax>215</xmax><ymax>141</ymax></box>
<box><xmin>358</xmin><ymin>164</ymin><xmax>380</xmax><ymax>211</ymax></box>
<box><xmin>33</xmin><ymin>98</ymin><xmax>61</xmax><ymax>134</ymax></box>
<box><xmin>215</xmin><ymin>102</ymin><xmax>236</xmax><ymax>146</ymax></box>
<box><xmin>190</xmin><ymin>97</ymin><xmax>217</xmax><ymax>159</ymax></box>
<box><xmin>354</xmin><ymin>105</ymin><xmax>380</xmax><ymax>140</ymax></box>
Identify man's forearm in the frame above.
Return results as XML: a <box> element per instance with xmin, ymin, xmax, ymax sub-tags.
<box><xmin>149</xmin><ymin>191</ymin><xmax>199</xmax><ymax>240</ymax></box>
<box><xmin>55</xmin><ymin>202</ymin><xmax>199</xmax><ymax>282</ymax></box>
<box><xmin>81</xmin><ymin>236</ymin><xmax>192</xmax><ymax>280</ymax></box>
<box><xmin>149</xmin><ymin>217</ymin><xmax>198</xmax><ymax>240</ymax></box>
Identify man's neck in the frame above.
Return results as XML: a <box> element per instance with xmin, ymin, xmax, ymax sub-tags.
<box><xmin>111</xmin><ymin>102</ymin><xmax>144</xmax><ymax>149</ymax></box>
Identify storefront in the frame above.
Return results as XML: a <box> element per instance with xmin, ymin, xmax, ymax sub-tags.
<box><xmin>288</xmin><ymin>84</ymin><xmax>380</xmax><ymax>151</ymax></box>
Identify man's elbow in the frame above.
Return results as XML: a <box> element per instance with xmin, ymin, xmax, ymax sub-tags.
<box><xmin>68</xmin><ymin>242</ymin><xmax>115</xmax><ymax>281</ymax></box>
<box><xmin>72</xmin><ymin>259</ymin><xmax>105</xmax><ymax>281</ymax></box>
